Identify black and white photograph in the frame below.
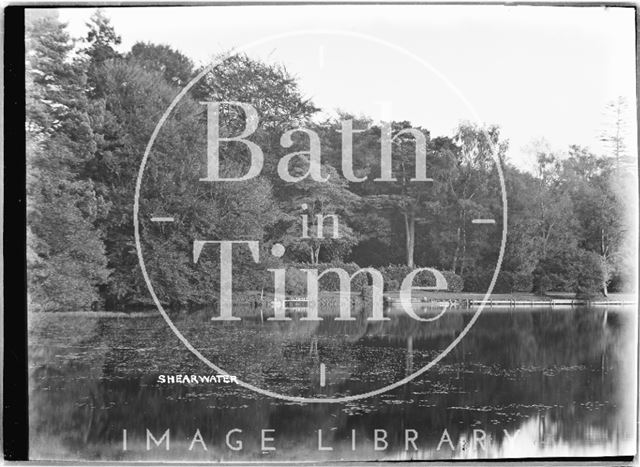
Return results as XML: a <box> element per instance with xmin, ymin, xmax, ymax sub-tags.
<box><xmin>15</xmin><ymin>2</ymin><xmax>639</xmax><ymax>463</ymax></box>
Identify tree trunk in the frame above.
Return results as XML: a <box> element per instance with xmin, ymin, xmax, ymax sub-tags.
<box><xmin>460</xmin><ymin>211</ymin><xmax>467</xmax><ymax>276</ymax></box>
<box><xmin>452</xmin><ymin>226</ymin><xmax>461</xmax><ymax>273</ymax></box>
<box><xmin>601</xmin><ymin>227</ymin><xmax>609</xmax><ymax>297</ymax></box>
<box><xmin>408</xmin><ymin>220</ymin><xmax>415</xmax><ymax>268</ymax></box>
<box><xmin>313</xmin><ymin>245</ymin><xmax>321</xmax><ymax>264</ymax></box>
<box><xmin>404</xmin><ymin>213</ymin><xmax>415</xmax><ymax>268</ymax></box>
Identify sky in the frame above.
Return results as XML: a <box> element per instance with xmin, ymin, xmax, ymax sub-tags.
<box><xmin>57</xmin><ymin>5</ymin><xmax>637</xmax><ymax>172</ymax></box>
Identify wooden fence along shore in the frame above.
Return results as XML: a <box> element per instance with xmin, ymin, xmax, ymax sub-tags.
<box><xmin>268</xmin><ymin>293</ymin><xmax>637</xmax><ymax>313</ymax></box>
<box><xmin>468</xmin><ymin>298</ymin><xmax>636</xmax><ymax>308</ymax></box>
<box><xmin>385</xmin><ymin>297</ymin><xmax>637</xmax><ymax>308</ymax></box>
<box><xmin>32</xmin><ymin>293</ymin><xmax>636</xmax><ymax>316</ymax></box>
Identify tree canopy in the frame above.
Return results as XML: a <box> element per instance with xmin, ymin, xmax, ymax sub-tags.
<box><xmin>26</xmin><ymin>11</ymin><xmax>636</xmax><ymax>310</ymax></box>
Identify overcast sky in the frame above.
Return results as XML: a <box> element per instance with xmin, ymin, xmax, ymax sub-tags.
<box><xmin>58</xmin><ymin>5</ymin><xmax>636</xmax><ymax>172</ymax></box>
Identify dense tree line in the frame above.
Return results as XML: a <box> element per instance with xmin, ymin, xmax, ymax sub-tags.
<box><xmin>26</xmin><ymin>11</ymin><xmax>635</xmax><ymax>311</ymax></box>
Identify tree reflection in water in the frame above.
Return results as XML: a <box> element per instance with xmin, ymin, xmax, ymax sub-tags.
<box><xmin>29</xmin><ymin>307</ymin><xmax>636</xmax><ymax>461</ymax></box>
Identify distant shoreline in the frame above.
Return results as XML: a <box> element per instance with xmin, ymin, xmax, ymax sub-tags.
<box><xmin>29</xmin><ymin>291</ymin><xmax>636</xmax><ymax>317</ymax></box>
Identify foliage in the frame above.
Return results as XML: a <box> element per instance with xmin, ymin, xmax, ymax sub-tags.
<box><xmin>82</xmin><ymin>9</ymin><xmax>122</xmax><ymax>99</ymax></box>
<box><xmin>441</xmin><ymin>270</ymin><xmax>465</xmax><ymax>293</ymax></box>
<box><xmin>25</xmin><ymin>12</ymin><xmax>635</xmax><ymax>311</ymax></box>
<box><xmin>494</xmin><ymin>271</ymin><xmax>534</xmax><ymax>294</ymax></box>
<box><xmin>378</xmin><ymin>265</ymin><xmax>463</xmax><ymax>292</ymax></box>
<box><xmin>83</xmin><ymin>10</ymin><xmax>121</xmax><ymax>63</ymax></box>
<box><xmin>278</xmin><ymin>164</ymin><xmax>360</xmax><ymax>263</ymax></box>
<box><xmin>284</xmin><ymin>262</ymin><xmax>370</xmax><ymax>295</ymax></box>
<box><xmin>128</xmin><ymin>42</ymin><xmax>194</xmax><ymax>86</ymax></box>
<box><xmin>26</xmin><ymin>10</ymin><xmax>110</xmax><ymax>311</ymax></box>
<box><xmin>532</xmin><ymin>248</ymin><xmax>605</xmax><ymax>297</ymax></box>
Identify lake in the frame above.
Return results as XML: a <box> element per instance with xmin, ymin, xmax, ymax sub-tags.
<box><xmin>28</xmin><ymin>306</ymin><xmax>637</xmax><ymax>461</ymax></box>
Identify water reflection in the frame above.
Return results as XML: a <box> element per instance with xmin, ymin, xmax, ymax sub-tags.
<box><xmin>29</xmin><ymin>307</ymin><xmax>636</xmax><ymax>461</ymax></box>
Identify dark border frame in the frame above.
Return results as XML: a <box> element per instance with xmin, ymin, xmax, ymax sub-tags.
<box><xmin>4</xmin><ymin>5</ymin><xmax>28</xmax><ymax>462</ymax></box>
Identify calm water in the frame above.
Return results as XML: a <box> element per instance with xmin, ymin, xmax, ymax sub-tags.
<box><xmin>29</xmin><ymin>306</ymin><xmax>637</xmax><ymax>461</ymax></box>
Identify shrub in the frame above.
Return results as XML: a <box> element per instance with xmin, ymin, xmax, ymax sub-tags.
<box><xmin>573</xmin><ymin>250</ymin><xmax>604</xmax><ymax>298</ymax></box>
<box><xmin>512</xmin><ymin>272</ymin><xmax>533</xmax><ymax>292</ymax></box>
<box><xmin>378</xmin><ymin>265</ymin><xmax>413</xmax><ymax>290</ymax></box>
<box><xmin>533</xmin><ymin>248</ymin><xmax>604</xmax><ymax>297</ymax></box>
<box><xmin>386</xmin><ymin>279</ymin><xmax>400</xmax><ymax>291</ymax></box>
<box><xmin>494</xmin><ymin>271</ymin><xmax>533</xmax><ymax>293</ymax></box>
<box><xmin>379</xmin><ymin>265</ymin><xmax>463</xmax><ymax>292</ymax></box>
<box><xmin>441</xmin><ymin>270</ymin><xmax>464</xmax><ymax>293</ymax></box>
<box><xmin>284</xmin><ymin>267</ymin><xmax>308</xmax><ymax>295</ymax></box>
<box><xmin>285</xmin><ymin>262</ymin><xmax>370</xmax><ymax>295</ymax></box>
<box><xmin>242</xmin><ymin>262</ymin><xmax>465</xmax><ymax>295</ymax></box>
<box><xmin>460</xmin><ymin>271</ymin><xmax>486</xmax><ymax>293</ymax></box>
